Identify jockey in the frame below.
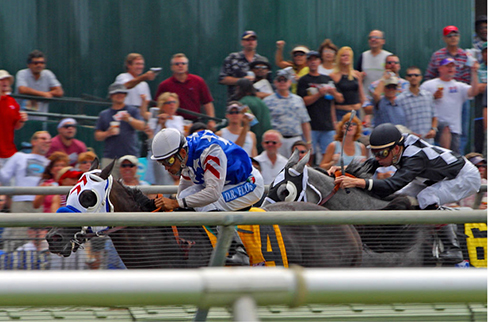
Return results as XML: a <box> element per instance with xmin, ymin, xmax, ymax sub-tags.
<box><xmin>151</xmin><ymin>128</ymin><xmax>265</xmax><ymax>266</ymax></box>
<box><xmin>333</xmin><ymin>123</ymin><xmax>481</xmax><ymax>265</ymax></box>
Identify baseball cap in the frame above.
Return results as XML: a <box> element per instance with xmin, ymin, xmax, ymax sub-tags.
<box><xmin>275</xmin><ymin>69</ymin><xmax>291</xmax><ymax>81</ymax></box>
<box><xmin>118</xmin><ymin>155</ymin><xmax>139</xmax><ymax>166</ymax></box>
<box><xmin>56</xmin><ymin>167</ymin><xmax>84</xmax><ymax>184</ymax></box>
<box><xmin>57</xmin><ymin>118</ymin><xmax>77</xmax><ymax>129</ymax></box>
<box><xmin>241</xmin><ymin>30</ymin><xmax>257</xmax><ymax>40</ymax></box>
<box><xmin>384</xmin><ymin>76</ymin><xmax>399</xmax><ymax>86</ymax></box>
<box><xmin>226</xmin><ymin>102</ymin><xmax>247</xmax><ymax>113</ymax></box>
<box><xmin>439</xmin><ymin>57</ymin><xmax>456</xmax><ymax>66</ymax></box>
<box><xmin>306</xmin><ymin>50</ymin><xmax>321</xmax><ymax>59</ymax></box>
<box><xmin>443</xmin><ymin>25</ymin><xmax>459</xmax><ymax>36</ymax></box>
<box><xmin>0</xmin><ymin>70</ymin><xmax>14</xmax><ymax>85</ymax></box>
<box><xmin>292</xmin><ymin>46</ymin><xmax>310</xmax><ymax>54</ymax></box>
<box><xmin>108</xmin><ymin>83</ymin><xmax>128</xmax><ymax>96</ymax></box>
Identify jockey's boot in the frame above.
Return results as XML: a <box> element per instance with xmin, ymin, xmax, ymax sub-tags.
<box><xmin>225</xmin><ymin>229</ymin><xmax>250</xmax><ymax>266</ymax></box>
<box><xmin>438</xmin><ymin>224</ymin><xmax>464</xmax><ymax>265</ymax></box>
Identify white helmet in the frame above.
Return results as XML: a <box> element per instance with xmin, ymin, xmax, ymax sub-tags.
<box><xmin>151</xmin><ymin>128</ymin><xmax>188</xmax><ymax>160</ymax></box>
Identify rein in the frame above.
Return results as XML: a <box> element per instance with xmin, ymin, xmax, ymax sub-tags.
<box><xmin>318</xmin><ymin>170</ymin><xmax>357</xmax><ymax>206</ymax></box>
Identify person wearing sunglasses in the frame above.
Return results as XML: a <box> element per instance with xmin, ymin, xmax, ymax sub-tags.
<box><xmin>15</xmin><ymin>50</ymin><xmax>63</xmax><ymax>121</ymax></box>
<box><xmin>117</xmin><ymin>155</ymin><xmax>153</xmax><ymax>193</ymax></box>
<box><xmin>333</xmin><ymin>123</ymin><xmax>480</xmax><ymax>265</ymax></box>
<box><xmin>248</xmin><ymin>58</ymin><xmax>273</xmax><ymax>99</ymax></box>
<box><xmin>151</xmin><ymin>128</ymin><xmax>264</xmax><ymax>266</ymax></box>
<box><xmin>76</xmin><ymin>151</ymin><xmax>97</xmax><ymax>173</ymax></box>
<box><xmin>254</xmin><ymin>130</ymin><xmax>288</xmax><ymax>185</ymax></box>
<box><xmin>156</xmin><ymin>53</ymin><xmax>216</xmax><ymax>130</ymax></box>
<box><xmin>371</xmin><ymin>75</ymin><xmax>407</xmax><ymax>128</ymax></box>
<box><xmin>46</xmin><ymin>118</ymin><xmax>87</xmax><ymax>166</ymax></box>
<box><xmin>219</xmin><ymin>30</ymin><xmax>269</xmax><ymax>101</ymax></box>
<box><xmin>275</xmin><ymin>41</ymin><xmax>310</xmax><ymax>94</ymax></box>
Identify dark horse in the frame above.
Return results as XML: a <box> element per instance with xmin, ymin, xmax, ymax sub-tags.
<box><xmin>47</xmin><ymin>160</ymin><xmax>362</xmax><ymax>269</ymax></box>
<box><xmin>262</xmin><ymin>150</ymin><xmax>438</xmax><ymax>267</ymax></box>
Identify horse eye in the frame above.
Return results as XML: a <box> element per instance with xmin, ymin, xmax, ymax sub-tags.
<box><xmin>277</xmin><ymin>185</ymin><xmax>289</xmax><ymax>201</ymax></box>
<box><xmin>79</xmin><ymin>190</ymin><xmax>97</xmax><ymax>208</ymax></box>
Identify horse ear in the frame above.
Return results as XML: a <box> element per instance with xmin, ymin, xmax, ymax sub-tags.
<box><xmin>100</xmin><ymin>158</ymin><xmax>116</xmax><ymax>180</ymax></box>
<box><xmin>285</xmin><ymin>149</ymin><xmax>300</xmax><ymax>168</ymax></box>
<box><xmin>89</xmin><ymin>158</ymin><xmax>100</xmax><ymax>171</ymax></box>
<box><xmin>295</xmin><ymin>150</ymin><xmax>310</xmax><ymax>173</ymax></box>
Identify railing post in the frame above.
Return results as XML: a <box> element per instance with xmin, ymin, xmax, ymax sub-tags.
<box><xmin>194</xmin><ymin>225</ymin><xmax>234</xmax><ymax>322</ymax></box>
<box><xmin>233</xmin><ymin>296</ymin><xmax>260</xmax><ymax>322</ymax></box>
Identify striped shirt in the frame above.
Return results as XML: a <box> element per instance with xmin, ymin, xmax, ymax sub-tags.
<box><xmin>424</xmin><ymin>47</ymin><xmax>471</xmax><ymax>84</ymax></box>
<box><xmin>395</xmin><ymin>89</ymin><xmax>435</xmax><ymax>143</ymax></box>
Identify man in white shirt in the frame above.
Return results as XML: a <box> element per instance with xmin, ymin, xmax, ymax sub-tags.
<box><xmin>254</xmin><ymin>130</ymin><xmax>288</xmax><ymax>185</ymax></box>
<box><xmin>115</xmin><ymin>53</ymin><xmax>157</xmax><ymax>118</ymax></box>
<box><xmin>421</xmin><ymin>57</ymin><xmax>479</xmax><ymax>153</ymax></box>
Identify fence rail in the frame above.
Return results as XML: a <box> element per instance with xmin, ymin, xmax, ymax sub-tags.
<box><xmin>0</xmin><ymin>268</ymin><xmax>484</xmax><ymax>307</ymax></box>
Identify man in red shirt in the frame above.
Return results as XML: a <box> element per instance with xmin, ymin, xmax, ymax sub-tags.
<box><xmin>0</xmin><ymin>70</ymin><xmax>27</xmax><ymax>168</ymax></box>
<box><xmin>155</xmin><ymin>53</ymin><xmax>216</xmax><ymax>130</ymax></box>
<box><xmin>46</xmin><ymin>118</ymin><xmax>87</xmax><ymax>166</ymax></box>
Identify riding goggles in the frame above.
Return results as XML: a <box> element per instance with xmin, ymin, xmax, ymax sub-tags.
<box><xmin>372</xmin><ymin>148</ymin><xmax>392</xmax><ymax>159</ymax></box>
<box><xmin>158</xmin><ymin>155</ymin><xmax>177</xmax><ymax>167</ymax></box>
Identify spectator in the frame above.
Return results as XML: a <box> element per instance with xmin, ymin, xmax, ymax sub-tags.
<box><xmin>155</xmin><ymin>53</ymin><xmax>216</xmax><ymax>130</ymax></box>
<box><xmin>291</xmin><ymin>140</ymin><xmax>311</xmax><ymax>162</ymax></box>
<box><xmin>275</xmin><ymin>41</ymin><xmax>310</xmax><ymax>94</ymax></box>
<box><xmin>188</xmin><ymin>122</ymin><xmax>208</xmax><ymax>135</ymax></box>
<box><xmin>16</xmin><ymin>228</ymin><xmax>49</xmax><ymax>252</ymax></box>
<box><xmin>0</xmin><ymin>131</ymin><xmax>51</xmax><ymax>251</ymax></box>
<box><xmin>473</xmin><ymin>15</ymin><xmax>487</xmax><ymax>62</ymax></box>
<box><xmin>330</xmin><ymin>46</ymin><xmax>365</xmax><ymax>122</ymax></box>
<box><xmin>474</xmin><ymin>42</ymin><xmax>487</xmax><ymax>153</ymax></box>
<box><xmin>117</xmin><ymin>155</ymin><xmax>156</xmax><ymax>201</ymax></box>
<box><xmin>363</xmin><ymin>54</ymin><xmax>410</xmax><ymax>120</ymax></box>
<box><xmin>50</xmin><ymin>166</ymin><xmax>84</xmax><ymax>213</ymax></box>
<box><xmin>46</xmin><ymin>118</ymin><xmax>87</xmax><ymax>166</ymax></box>
<box><xmin>145</xmin><ymin>92</ymin><xmax>184</xmax><ymax>186</ymax></box>
<box><xmin>333</xmin><ymin>123</ymin><xmax>480</xmax><ymax>264</ymax></box>
<box><xmin>249</xmin><ymin>58</ymin><xmax>273</xmax><ymax>99</ymax></box>
<box><xmin>372</xmin><ymin>76</ymin><xmax>406</xmax><ymax>127</ymax></box>
<box><xmin>232</xmin><ymin>78</ymin><xmax>272</xmax><ymax>152</ymax></box>
<box><xmin>263</xmin><ymin>69</ymin><xmax>312</xmax><ymax>158</ymax></box>
<box><xmin>458</xmin><ymin>153</ymin><xmax>487</xmax><ymax>209</ymax></box>
<box><xmin>0</xmin><ymin>70</ymin><xmax>27</xmax><ymax>169</ymax></box>
<box><xmin>424</xmin><ymin>25</ymin><xmax>472</xmax><ymax>153</ymax></box>
<box><xmin>420</xmin><ymin>58</ymin><xmax>479</xmax><ymax>153</ymax></box>
<box><xmin>297</xmin><ymin>50</ymin><xmax>343</xmax><ymax>165</ymax></box>
<box><xmin>319</xmin><ymin>112</ymin><xmax>366</xmax><ymax>170</ymax></box>
<box><xmin>318</xmin><ymin>39</ymin><xmax>338</xmax><ymax>76</ymax></box>
<box><xmin>356</xmin><ymin>30</ymin><xmax>392</xmax><ymax>97</ymax></box>
<box><xmin>254</xmin><ymin>130</ymin><xmax>288</xmax><ymax>185</ymax></box>
<box><xmin>15</xmin><ymin>50</ymin><xmax>63</xmax><ymax>120</ymax></box>
<box><xmin>33</xmin><ymin>151</ymin><xmax>70</xmax><ymax>213</ymax></box>
<box><xmin>94</xmin><ymin>83</ymin><xmax>145</xmax><ymax>179</ymax></box>
<box><xmin>115</xmin><ymin>53</ymin><xmax>156</xmax><ymax>116</ymax></box>
<box><xmin>395</xmin><ymin>66</ymin><xmax>437</xmax><ymax>143</ymax></box>
<box><xmin>216</xmin><ymin>101</ymin><xmax>258</xmax><ymax>157</ymax></box>
<box><xmin>76</xmin><ymin>151</ymin><xmax>97</xmax><ymax>172</ymax></box>
<box><xmin>219</xmin><ymin>30</ymin><xmax>268</xmax><ymax>100</ymax></box>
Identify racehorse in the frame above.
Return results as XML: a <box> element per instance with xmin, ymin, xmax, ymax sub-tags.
<box><xmin>262</xmin><ymin>149</ymin><xmax>438</xmax><ymax>267</ymax></box>
<box><xmin>47</xmin><ymin>159</ymin><xmax>362</xmax><ymax>269</ymax></box>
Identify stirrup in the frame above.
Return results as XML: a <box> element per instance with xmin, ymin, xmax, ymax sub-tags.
<box><xmin>225</xmin><ymin>247</ymin><xmax>250</xmax><ymax>266</ymax></box>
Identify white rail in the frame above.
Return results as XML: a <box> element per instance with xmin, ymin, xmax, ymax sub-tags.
<box><xmin>0</xmin><ymin>268</ymin><xmax>484</xmax><ymax>307</ymax></box>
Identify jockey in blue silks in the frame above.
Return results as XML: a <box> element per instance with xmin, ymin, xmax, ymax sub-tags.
<box><xmin>150</xmin><ymin>128</ymin><xmax>265</xmax><ymax>266</ymax></box>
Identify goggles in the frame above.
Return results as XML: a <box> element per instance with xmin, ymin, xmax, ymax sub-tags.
<box><xmin>158</xmin><ymin>155</ymin><xmax>177</xmax><ymax>167</ymax></box>
<box><xmin>372</xmin><ymin>148</ymin><xmax>392</xmax><ymax>159</ymax></box>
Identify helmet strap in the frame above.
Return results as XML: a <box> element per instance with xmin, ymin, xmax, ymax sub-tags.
<box><xmin>392</xmin><ymin>146</ymin><xmax>403</xmax><ymax>165</ymax></box>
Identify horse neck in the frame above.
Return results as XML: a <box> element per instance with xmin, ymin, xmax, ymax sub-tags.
<box><xmin>305</xmin><ymin>168</ymin><xmax>336</xmax><ymax>204</ymax></box>
<box><xmin>110</xmin><ymin>180</ymin><xmax>140</xmax><ymax>212</ymax></box>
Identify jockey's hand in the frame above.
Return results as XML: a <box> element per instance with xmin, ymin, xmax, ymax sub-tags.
<box><xmin>154</xmin><ymin>196</ymin><xmax>179</xmax><ymax>211</ymax></box>
<box><xmin>327</xmin><ymin>165</ymin><xmax>342</xmax><ymax>176</ymax></box>
<box><xmin>334</xmin><ymin>176</ymin><xmax>366</xmax><ymax>189</ymax></box>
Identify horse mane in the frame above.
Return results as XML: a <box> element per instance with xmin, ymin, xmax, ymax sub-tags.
<box><xmin>344</xmin><ymin>159</ymin><xmax>375</xmax><ymax>179</ymax></box>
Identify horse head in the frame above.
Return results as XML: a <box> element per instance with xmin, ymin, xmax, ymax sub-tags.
<box><xmin>263</xmin><ymin>149</ymin><xmax>325</xmax><ymax>206</ymax></box>
<box><xmin>46</xmin><ymin>159</ymin><xmax>117</xmax><ymax>257</ymax></box>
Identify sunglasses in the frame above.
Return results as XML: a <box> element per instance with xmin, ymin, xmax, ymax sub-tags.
<box><xmin>163</xmin><ymin>100</ymin><xmax>177</xmax><ymax>105</ymax></box>
<box><xmin>228</xmin><ymin>110</ymin><xmax>241</xmax><ymax>115</ymax></box>
<box><xmin>173</xmin><ymin>62</ymin><xmax>188</xmax><ymax>66</ymax></box>
<box><xmin>158</xmin><ymin>155</ymin><xmax>176</xmax><ymax>167</ymax></box>
<box><xmin>293</xmin><ymin>52</ymin><xmax>306</xmax><ymax>57</ymax></box>
<box><xmin>244</xmin><ymin>37</ymin><xmax>257</xmax><ymax>41</ymax></box>
<box><xmin>62</xmin><ymin>124</ymin><xmax>76</xmax><ymax>129</ymax></box>
<box><xmin>252</xmin><ymin>66</ymin><xmax>268</xmax><ymax>70</ymax></box>
<box><xmin>276</xmin><ymin>78</ymin><xmax>288</xmax><ymax>83</ymax></box>
<box><xmin>121</xmin><ymin>164</ymin><xmax>136</xmax><ymax>168</ymax></box>
<box><xmin>406</xmin><ymin>73</ymin><xmax>421</xmax><ymax>77</ymax></box>
<box><xmin>385</xmin><ymin>85</ymin><xmax>398</xmax><ymax>89</ymax></box>
<box><xmin>30</xmin><ymin>61</ymin><xmax>45</xmax><ymax>65</ymax></box>
<box><xmin>264</xmin><ymin>141</ymin><xmax>278</xmax><ymax>145</ymax></box>
<box><xmin>369</xmin><ymin>36</ymin><xmax>383</xmax><ymax>40</ymax></box>
<box><xmin>386</xmin><ymin>61</ymin><xmax>400</xmax><ymax>64</ymax></box>
<box><xmin>445</xmin><ymin>33</ymin><xmax>459</xmax><ymax>38</ymax></box>
<box><xmin>372</xmin><ymin>148</ymin><xmax>392</xmax><ymax>159</ymax></box>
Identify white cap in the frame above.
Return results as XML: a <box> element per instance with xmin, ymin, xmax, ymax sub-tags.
<box><xmin>118</xmin><ymin>155</ymin><xmax>139</xmax><ymax>166</ymax></box>
<box><xmin>57</xmin><ymin>118</ymin><xmax>77</xmax><ymax>129</ymax></box>
<box><xmin>0</xmin><ymin>70</ymin><xmax>14</xmax><ymax>85</ymax></box>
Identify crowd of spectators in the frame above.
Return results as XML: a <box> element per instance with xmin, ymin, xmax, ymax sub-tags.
<box><xmin>0</xmin><ymin>18</ymin><xmax>487</xmax><ymax>269</ymax></box>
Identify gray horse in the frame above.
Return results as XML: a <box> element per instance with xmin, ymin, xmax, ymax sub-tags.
<box><xmin>263</xmin><ymin>150</ymin><xmax>437</xmax><ymax>267</ymax></box>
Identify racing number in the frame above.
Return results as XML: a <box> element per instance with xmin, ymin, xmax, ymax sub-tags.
<box><xmin>465</xmin><ymin>223</ymin><xmax>487</xmax><ymax>267</ymax></box>
<box><xmin>260</xmin><ymin>225</ymin><xmax>283</xmax><ymax>266</ymax></box>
